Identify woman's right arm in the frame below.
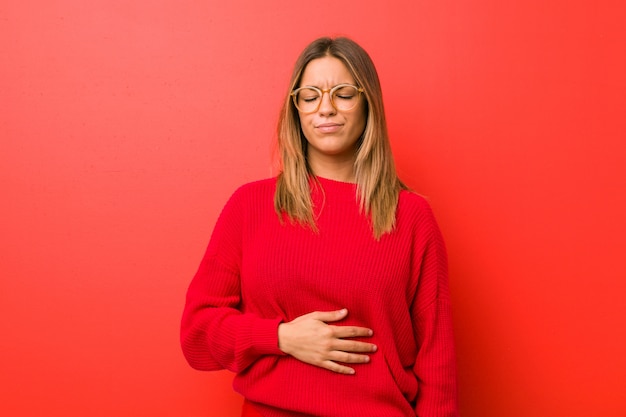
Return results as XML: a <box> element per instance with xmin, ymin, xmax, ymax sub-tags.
<box><xmin>180</xmin><ymin>189</ymin><xmax>284</xmax><ymax>373</ymax></box>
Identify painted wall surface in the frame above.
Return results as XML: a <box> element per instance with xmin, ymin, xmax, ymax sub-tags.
<box><xmin>1</xmin><ymin>1</ymin><xmax>625</xmax><ymax>416</ymax></box>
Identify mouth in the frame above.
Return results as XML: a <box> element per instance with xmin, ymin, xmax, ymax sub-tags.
<box><xmin>315</xmin><ymin>123</ymin><xmax>343</xmax><ymax>133</ymax></box>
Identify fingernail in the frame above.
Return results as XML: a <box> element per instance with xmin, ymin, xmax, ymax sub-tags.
<box><xmin>340</xmin><ymin>308</ymin><xmax>348</xmax><ymax>314</ymax></box>
<box><xmin>372</xmin><ymin>345</ymin><xmax>378</xmax><ymax>352</ymax></box>
<box><xmin>368</xmin><ymin>330</ymin><xmax>373</xmax><ymax>336</ymax></box>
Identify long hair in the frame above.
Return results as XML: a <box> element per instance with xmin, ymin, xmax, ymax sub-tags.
<box><xmin>275</xmin><ymin>36</ymin><xmax>406</xmax><ymax>240</ymax></box>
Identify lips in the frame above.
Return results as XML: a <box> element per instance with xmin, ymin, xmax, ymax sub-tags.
<box><xmin>315</xmin><ymin>123</ymin><xmax>343</xmax><ymax>133</ymax></box>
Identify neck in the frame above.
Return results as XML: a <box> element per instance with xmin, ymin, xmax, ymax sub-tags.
<box><xmin>308</xmin><ymin>155</ymin><xmax>356</xmax><ymax>183</ymax></box>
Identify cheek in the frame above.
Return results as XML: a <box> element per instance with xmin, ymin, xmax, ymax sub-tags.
<box><xmin>354</xmin><ymin>110</ymin><xmax>367</xmax><ymax>136</ymax></box>
<box><xmin>299</xmin><ymin>116</ymin><xmax>314</xmax><ymax>139</ymax></box>
<box><xmin>354</xmin><ymin>103</ymin><xmax>367</xmax><ymax>128</ymax></box>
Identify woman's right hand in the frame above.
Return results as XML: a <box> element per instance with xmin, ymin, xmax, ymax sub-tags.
<box><xmin>277</xmin><ymin>308</ymin><xmax>377</xmax><ymax>375</ymax></box>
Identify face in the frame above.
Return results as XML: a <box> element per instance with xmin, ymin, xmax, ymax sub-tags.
<box><xmin>296</xmin><ymin>56</ymin><xmax>367</xmax><ymax>167</ymax></box>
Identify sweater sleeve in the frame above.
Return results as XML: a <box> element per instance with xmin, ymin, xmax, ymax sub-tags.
<box><xmin>180</xmin><ymin>186</ymin><xmax>284</xmax><ymax>373</ymax></box>
<box><xmin>410</xmin><ymin>202</ymin><xmax>460</xmax><ymax>417</ymax></box>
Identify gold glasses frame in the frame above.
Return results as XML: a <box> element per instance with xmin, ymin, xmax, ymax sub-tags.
<box><xmin>291</xmin><ymin>83</ymin><xmax>364</xmax><ymax>114</ymax></box>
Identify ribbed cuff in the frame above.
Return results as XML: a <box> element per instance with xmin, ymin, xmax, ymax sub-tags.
<box><xmin>249</xmin><ymin>316</ymin><xmax>285</xmax><ymax>357</ymax></box>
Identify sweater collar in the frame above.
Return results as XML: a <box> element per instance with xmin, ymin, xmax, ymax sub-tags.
<box><xmin>310</xmin><ymin>175</ymin><xmax>358</xmax><ymax>203</ymax></box>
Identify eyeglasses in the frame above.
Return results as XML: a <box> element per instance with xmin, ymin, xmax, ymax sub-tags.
<box><xmin>291</xmin><ymin>84</ymin><xmax>364</xmax><ymax>114</ymax></box>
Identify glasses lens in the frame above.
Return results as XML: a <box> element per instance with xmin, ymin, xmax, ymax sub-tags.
<box><xmin>294</xmin><ymin>88</ymin><xmax>321</xmax><ymax>113</ymax></box>
<box><xmin>332</xmin><ymin>85</ymin><xmax>360</xmax><ymax>111</ymax></box>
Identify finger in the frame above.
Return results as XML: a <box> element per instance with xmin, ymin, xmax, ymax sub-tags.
<box><xmin>321</xmin><ymin>360</ymin><xmax>357</xmax><ymax>375</ymax></box>
<box><xmin>331</xmin><ymin>339</ymin><xmax>378</xmax><ymax>353</ymax></box>
<box><xmin>309</xmin><ymin>308</ymin><xmax>349</xmax><ymax>323</ymax></box>
<box><xmin>327</xmin><ymin>350</ymin><xmax>372</xmax><ymax>364</ymax></box>
<box><xmin>330</xmin><ymin>325</ymin><xmax>374</xmax><ymax>339</ymax></box>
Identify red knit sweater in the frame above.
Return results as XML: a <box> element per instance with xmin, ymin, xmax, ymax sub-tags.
<box><xmin>181</xmin><ymin>177</ymin><xmax>459</xmax><ymax>417</ymax></box>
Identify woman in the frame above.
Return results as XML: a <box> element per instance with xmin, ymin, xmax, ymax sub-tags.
<box><xmin>181</xmin><ymin>36</ymin><xmax>459</xmax><ymax>417</ymax></box>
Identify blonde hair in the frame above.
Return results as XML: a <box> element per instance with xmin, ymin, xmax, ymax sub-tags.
<box><xmin>275</xmin><ymin>37</ymin><xmax>406</xmax><ymax>240</ymax></box>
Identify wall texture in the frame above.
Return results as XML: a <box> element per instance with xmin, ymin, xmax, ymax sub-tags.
<box><xmin>1</xmin><ymin>1</ymin><xmax>625</xmax><ymax>416</ymax></box>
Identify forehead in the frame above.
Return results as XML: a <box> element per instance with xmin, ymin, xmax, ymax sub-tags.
<box><xmin>299</xmin><ymin>56</ymin><xmax>355</xmax><ymax>87</ymax></box>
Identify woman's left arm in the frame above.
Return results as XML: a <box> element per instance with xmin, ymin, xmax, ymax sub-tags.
<box><xmin>410</xmin><ymin>203</ymin><xmax>460</xmax><ymax>417</ymax></box>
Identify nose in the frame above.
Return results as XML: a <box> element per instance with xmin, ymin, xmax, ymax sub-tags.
<box><xmin>318</xmin><ymin>90</ymin><xmax>336</xmax><ymax>115</ymax></box>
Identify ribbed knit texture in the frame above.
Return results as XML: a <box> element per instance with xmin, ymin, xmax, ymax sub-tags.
<box><xmin>181</xmin><ymin>177</ymin><xmax>459</xmax><ymax>417</ymax></box>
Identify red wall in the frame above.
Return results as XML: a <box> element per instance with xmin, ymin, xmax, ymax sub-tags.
<box><xmin>2</xmin><ymin>1</ymin><xmax>625</xmax><ymax>416</ymax></box>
